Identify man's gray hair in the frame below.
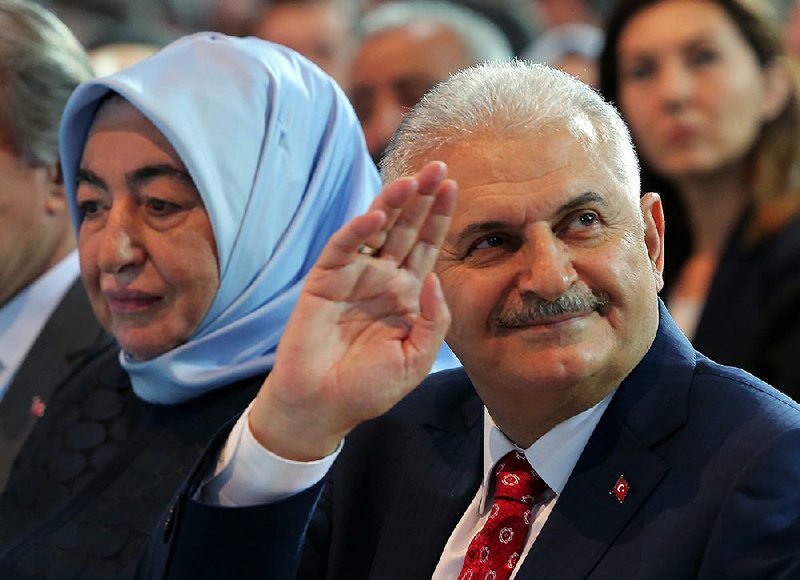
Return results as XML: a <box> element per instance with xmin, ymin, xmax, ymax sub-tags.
<box><xmin>381</xmin><ymin>60</ymin><xmax>640</xmax><ymax>200</ymax></box>
<box><xmin>0</xmin><ymin>0</ymin><xmax>92</xmax><ymax>167</ymax></box>
<box><xmin>358</xmin><ymin>0</ymin><xmax>513</xmax><ymax>64</ymax></box>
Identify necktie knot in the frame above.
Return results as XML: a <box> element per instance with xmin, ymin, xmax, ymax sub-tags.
<box><xmin>493</xmin><ymin>451</ymin><xmax>545</xmax><ymax>505</ymax></box>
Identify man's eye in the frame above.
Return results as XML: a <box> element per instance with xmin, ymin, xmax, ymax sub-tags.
<box><xmin>577</xmin><ymin>212</ymin><xmax>598</xmax><ymax>227</ymax></box>
<box><xmin>471</xmin><ymin>234</ymin><xmax>508</xmax><ymax>252</ymax></box>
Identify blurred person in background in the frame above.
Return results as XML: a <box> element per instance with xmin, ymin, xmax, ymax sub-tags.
<box><xmin>351</xmin><ymin>0</ymin><xmax>513</xmax><ymax>165</ymax></box>
<box><xmin>0</xmin><ymin>0</ymin><xmax>109</xmax><ymax>492</ymax></box>
<box><xmin>600</xmin><ymin>0</ymin><xmax>800</xmax><ymax>400</ymax></box>
<box><xmin>523</xmin><ymin>22</ymin><xmax>604</xmax><ymax>86</ymax></box>
<box><xmin>786</xmin><ymin>0</ymin><xmax>800</xmax><ymax>60</ymax></box>
<box><xmin>44</xmin><ymin>0</ymin><xmax>176</xmax><ymax>49</ymax></box>
<box><xmin>529</xmin><ymin>0</ymin><xmax>610</xmax><ymax>28</ymax></box>
<box><xmin>251</xmin><ymin>0</ymin><xmax>359</xmax><ymax>92</ymax></box>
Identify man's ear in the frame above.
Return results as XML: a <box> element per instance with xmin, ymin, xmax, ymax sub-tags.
<box><xmin>641</xmin><ymin>191</ymin><xmax>665</xmax><ymax>292</ymax></box>
<box><xmin>42</xmin><ymin>162</ymin><xmax>68</xmax><ymax>216</ymax></box>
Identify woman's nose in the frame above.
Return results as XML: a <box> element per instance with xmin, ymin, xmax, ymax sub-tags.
<box><xmin>95</xmin><ymin>206</ymin><xmax>144</xmax><ymax>274</ymax></box>
<box><xmin>657</xmin><ymin>59</ymin><xmax>694</xmax><ymax>111</ymax></box>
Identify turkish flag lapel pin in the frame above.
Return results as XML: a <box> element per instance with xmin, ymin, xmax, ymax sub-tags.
<box><xmin>610</xmin><ymin>475</ymin><xmax>630</xmax><ymax>503</ymax></box>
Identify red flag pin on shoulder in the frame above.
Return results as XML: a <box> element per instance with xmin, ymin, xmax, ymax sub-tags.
<box><xmin>610</xmin><ymin>475</ymin><xmax>630</xmax><ymax>503</ymax></box>
<box><xmin>30</xmin><ymin>396</ymin><xmax>46</xmax><ymax>418</ymax></box>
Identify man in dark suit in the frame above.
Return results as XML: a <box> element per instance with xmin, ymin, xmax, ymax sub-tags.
<box><xmin>0</xmin><ymin>0</ymin><xmax>110</xmax><ymax>490</ymax></box>
<box><xmin>148</xmin><ymin>61</ymin><xmax>800</xmax><ymax>579</ymax></box>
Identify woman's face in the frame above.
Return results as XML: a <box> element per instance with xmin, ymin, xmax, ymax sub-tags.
<box><xmin>76</xmin><ymin>98</ymin><xmax>220</xmax><ymax>360</ymax></box>
<box><xmin>616</xmin><ymin>0</ymin><xmax>784</xmax><ymax>181</ymax></box>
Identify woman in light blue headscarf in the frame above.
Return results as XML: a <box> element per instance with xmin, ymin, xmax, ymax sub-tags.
<box><xmin>0</xmin><ymin>33</ymin><xmax>381</xmax><ymax>576</ymax></box>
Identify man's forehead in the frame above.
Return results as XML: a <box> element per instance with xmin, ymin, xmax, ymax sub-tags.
<box><xmin>436</xmin><ymin>132</ymin><xmax>612</xmax><ymax>189</ymax></box>
<box><xmin>429</xmin><ymin>133</ymin><xmax>634</xmax><ymax>231</ymax></box>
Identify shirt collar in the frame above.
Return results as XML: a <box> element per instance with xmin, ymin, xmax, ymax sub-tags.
<box><xmin>479</xmin><ymin>390</ymin><xmax>615</xmax><ymax>512</ymax></box>
<box><xmin>0</xmin><ymin>250</ymin><xmax>80</xmax><ymax>397</ymax></box>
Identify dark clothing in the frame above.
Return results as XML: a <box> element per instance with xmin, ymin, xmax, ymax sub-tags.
<box><xmin>145</xmin><ymin>304</ymin><xmax>800</xmax><ymax>579</ymax></box>
<box><xmin>686</xmin><ymin>211</ymin><xmax>800</xmax><ymax>400</ymax></box>
<box><xmin>0</xmin><ymin>347</ymin><xmax>261</xmax><ymax>579</ymax></box>
<box><xmin>0</xmin><ymin>279</ymin><xmax>113</xmax><ymax>491</ymax></box>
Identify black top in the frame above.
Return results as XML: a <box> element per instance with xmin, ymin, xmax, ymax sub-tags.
<box><xmin>0</xmin><ymin>347</ymin><xmax>261</xmax><ymax>579</ymax></box>
<box><xmin>684</xmin><ymin>208</ymin><xmax>800</xmax><ymax>400</ymax></box>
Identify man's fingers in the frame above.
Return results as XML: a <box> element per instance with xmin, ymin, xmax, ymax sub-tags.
<box><xmin>314</xmin><ymin>210</ymin><xmax>387</xmax><ymax>270</ymax></box>
<box><xmin>378</xmin><ymin>161</ymin><xmax>448</xmax><ymax>263</ymax></box>
<box><xmin>406</xmin><ymin>273</ymin><xmax>451</xmax><ymax>375</ymax></box>
<box><xmin>404</xmin><ymin>178</ymin><xmax>458</xmax><ymax>277</ymax></box>
<box><xmin>359</xmin><ymin>174</ymin><xmax>419</xmax><ymax>251</ymax></box>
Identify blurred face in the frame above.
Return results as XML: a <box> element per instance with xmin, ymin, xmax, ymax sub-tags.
<box><xmin>788</xmin><ymin>1</ymin><xmax>800</xmax><ymax>59</ymax></box>
<box><xmin>435</xmin><ymin>130</ymin><xmax>664</xmax><ymax>404</ymax></box>
<box><xmin>76</xmin><ymin>98</ymin><xmax>219</xmax><ymax>360</ymax></box>
<box><xmin>0</xmin><ymin>145</ymin><xmax>70</xmax><ymax>306</ymax></box>
<box><xmin>555</xmin><ymin>53</ymin><xmax>599</xmax><ymax>88</ymax></box>
<box><xmin>253</xmin><ymin>1</ymin><xmax>354</xmax><ymax>91</ymax></box>
<box><xmin>350</xmin><ymin>23</ymin><xmax>471</xmax><ymax>162</ymax></box>
<box><xmin>616</xmin><ymin>0</ymin><xmax>785</xmax><ymax>180</ymax></box>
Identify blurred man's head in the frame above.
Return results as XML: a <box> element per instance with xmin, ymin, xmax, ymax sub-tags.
<box><xmin>0</xmin><ymin>0</ymin><xmax>92</xmax><ymax>306</ymax></box>
<box><xmin>252</xmin><ymin>0</ymin><xmax>357</xmax><ymax>91</ymax></box>
<box><xmin>350</xmin><ymin>0</ymin><xmax>512</xmax><ymax>164</ymax></box>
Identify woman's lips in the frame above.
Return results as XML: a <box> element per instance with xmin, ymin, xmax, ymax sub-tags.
<box><xmin>103</xmin><ymin>290</ymin><xmax>162</xmax><ymax>313</ymax></box>
<box><xmin>665</xmin><ymin>124</ymin><xmax>700</xmax><ymax>146</ymax></box>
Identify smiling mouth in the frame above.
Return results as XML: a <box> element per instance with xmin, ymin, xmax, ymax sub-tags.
<box><xmin>499</xmin><ymin>310</ymin><xmax>591</xmax><ymax>329</ymax></box>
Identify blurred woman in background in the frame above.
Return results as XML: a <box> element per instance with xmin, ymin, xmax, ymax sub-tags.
<box><xmin>600</xmin><ymin>0</ymin><xmax>800</xmax><ymax>399</ymax></box>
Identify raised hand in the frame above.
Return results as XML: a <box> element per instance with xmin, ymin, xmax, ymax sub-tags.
<box><xmin>249</xmin><ymin>161</ymin><xmax>457</xmax><ymax>460</ymax></box>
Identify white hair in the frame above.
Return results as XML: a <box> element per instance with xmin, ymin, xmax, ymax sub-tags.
<box><xmin>381</xmin><ymin>60</ymin><xmax>641</xmax><ymax>201</ymax></box>
<box><xmin>358</xmin><ymin>0</ymin><xmax>513</xmax><ymax>64</ymax></box>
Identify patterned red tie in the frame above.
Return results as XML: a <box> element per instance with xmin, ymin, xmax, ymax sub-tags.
<box><xmin>458</xmin><ymin>450</ymin><xmax>547</xmax><ymax>580</ymax></box>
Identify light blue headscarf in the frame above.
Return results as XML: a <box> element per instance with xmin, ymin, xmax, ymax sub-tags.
<box><xmin>59</xmin><ymin>33</ymin><xmax>381</xmax><ymax>404</ymax></box>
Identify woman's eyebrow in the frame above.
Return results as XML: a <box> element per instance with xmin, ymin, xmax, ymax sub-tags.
<box><xmin>126</xmin><ymin>164</ymin><xmax>194</xmax><ymax>190</ymax></box>
<box><xmin>76</xmin><ymin>167</ymin><xmax>107</xmax><ymax>190</ymax></box>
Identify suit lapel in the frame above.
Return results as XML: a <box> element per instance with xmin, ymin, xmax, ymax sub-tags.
<box><xmin>519</xmin><ymin>410</ymin><xmax>669</xmax><ymax>578</ymax></box>
<box><xmin>0</xmin><ymin>280</ymin><xmax>112</xmax><ymax>489</ymax></box>
<box><xmin>368</xmin><ymin>371</ymin><xmax>485</xmax><ymax>579</ymax></box>
<box><xmin>519</xmin><ymin>303</ymin><xmax>696</xmax><ymax>579</ymax></box>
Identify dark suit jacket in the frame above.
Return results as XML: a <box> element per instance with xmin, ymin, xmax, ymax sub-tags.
<box><xmin>147</xmin><ymin>304</ymin><xmax>800</xmax><ymax>579</ymax></box>
<box><xmin>674</xmin><ymin>210</ymin><xmax>800</xmax><ymax>401</ymax></box>
<box><xmin>0</xmin><ymin>278</ymin><xmax>113</xmax><ymax>490</ymax></box>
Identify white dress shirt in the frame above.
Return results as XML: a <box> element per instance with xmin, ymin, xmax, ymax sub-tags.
<box><xmin>431</xmin><ymin>394</ymin><xmax>613</xmax><ymax>578</ymax></box>
<box><xmin>201</xmin><ymin>400</ymin><xmax>340</xmax><ymax>506</ymax></box>
<box><xmin>0</xmin><ymin>251</ymin><xmax>80</xmax><ymax>400</ymax></box>
<box><xmin>204</xmin><ymin>386</ymin><xmax>614</xmax><ymax>578</ymax></box>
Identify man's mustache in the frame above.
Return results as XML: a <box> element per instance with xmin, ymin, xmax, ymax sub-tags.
<box><xmin>493</xmin><ymin>286</ymin><xmax>611</xmax><ymax>329</ymax></box>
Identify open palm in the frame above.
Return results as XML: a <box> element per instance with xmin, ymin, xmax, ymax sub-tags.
<box><xmin>250</xmin><ymin>161</ymin><xmax>457</xmax><ymax>460</ymax></box>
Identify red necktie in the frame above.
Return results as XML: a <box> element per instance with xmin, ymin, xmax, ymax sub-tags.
<box><xmin>458</xmin><ymin>450</ymin><xmax>547</xmax><ymax>580</ymax></box>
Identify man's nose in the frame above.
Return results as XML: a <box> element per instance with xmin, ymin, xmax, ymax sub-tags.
<box><xmin>516</xmin><ymin>228</ymin><xmax>577</xmax><ymax>301</ymax></box>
